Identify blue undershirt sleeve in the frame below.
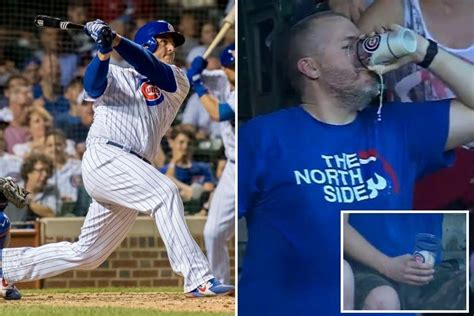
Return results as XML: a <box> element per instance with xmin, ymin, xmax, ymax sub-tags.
<box><xmin>218</xmin><ymin>103</ymin><xmax>235</xmax><ymax>121</ymax></box>
<box><xmin>114</xmin><ymin>37</ymin><xmax>177</xmax><ymax>92</ymax></box>
<box><xmin>83</xmin><ymin>56</ymin><xmax>109</xmax><ymax>98</ymax></box>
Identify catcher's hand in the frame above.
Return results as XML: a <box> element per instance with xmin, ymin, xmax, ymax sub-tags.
<box><xmin>0</xmin><ymin>177</ymin><xmax>29</xmax><ymax>209</ymax></box>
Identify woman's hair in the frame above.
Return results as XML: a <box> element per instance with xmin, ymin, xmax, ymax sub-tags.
<box><xmin>168</xmin><ymin>124</ymin><xmax>196</xmax><ymax>142</ymax></box>
<box><xmin>20</xmin><ymin>152</ymin><xmax>54</xmax><ymax>181</ymax></box>
<box><xmin>24</xmin><ymin>105</ymin><xmax>53</xmax><ymax>130</ymax></box>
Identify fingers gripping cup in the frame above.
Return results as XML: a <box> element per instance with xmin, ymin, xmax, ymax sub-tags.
<box><xmin>348</xmin><ymin>28</ymin><xmax>418</xmax><ymax>69</ymax></box>
<box><xmin>413</xmin><ymin>233</ymin><xmax>441</xmax><ymax>266</ymax></box>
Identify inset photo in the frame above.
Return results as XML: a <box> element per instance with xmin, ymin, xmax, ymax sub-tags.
<box><xmin>341</xmin><ymin>210</ymin><xmax>469</xmax><ymax>313</ymax></box>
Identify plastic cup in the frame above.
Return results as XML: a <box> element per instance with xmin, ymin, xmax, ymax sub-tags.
<box><xmin>413</xmin><ymin>233</ymin><xmax>440</xmax><ymax>266</ymax></box>
<box><xmin>347</xmin><ymin>28</ymin><xmax>417</xmax><ymax>69</ymax></box>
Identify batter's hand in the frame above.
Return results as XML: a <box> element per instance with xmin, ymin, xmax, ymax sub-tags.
<box><xmin>363</xmin><ymin>24</ymin><xmax>429</xmax><ymax>74</ymax></box>
<box><xmin>84</xmin><ymin>19</ymin><xmax>116</xmax><ymax>54</ymax></box>
<box><xmin>381</xmin><ymin>254</ymin><xmax>435</xmax><ymax>286</ymax></box>
<box><xmin>187</xmin><ymin>57</ymin><xmax>209</xmax><ymax>97</ymax></box>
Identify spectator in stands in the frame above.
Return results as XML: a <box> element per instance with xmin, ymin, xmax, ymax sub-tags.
<box><xmin>186</xmin><ymin>21</ymin><xmax>218</xmax><ymax>67</ymax></box>
<box><xmin>21</xmin><ymin>58</ymin><xmax>41</xmax><ymax>86</ymax></box>
<box><xmin>63</xmin><ymin>99</ymin><xmax>93</xmax><ymax>148</ymax></box>
<box><xmin>67</xmin><ymin>0</ymin><xmax>95</xmax><ymax>54</ymax></box>
<box><xmin>4</xmin><ymin>153</ymin><xmax>60</xmax><ymax>222</ymax></box>
<box><xmin>44</xmin><ymin>129</ymin><xmax>82</xmax><ymax>203</ymax></box>
<box><xmin>0</xmin><ymin>74</ymin><xmax>31</xmax><ymax>122</ymax></box>
<box><xmin>182</xmin><ymin>57</ymin><xmax>222</xmax><ymax>140</ymax></box>
<box><xmin>0</xmin><ymin>128</ymin><xmax>22</xmax><ymax>183</ymax></box>
<box><xmin>55</xmin><ymin>77</ymin><xmax>83</xmax><ymax>131</ymax></box>
<box><xmin>91</xmin><ymin>0</ymin><xmax>127</xmax><ymax>22</ymax></box>
<box><xmin>109</xmin><ymin>17</ymin><xmax>131</xmax><ymax>68</ymax></box>
<box><xmin>3</xmin><ymin>75</ymin><xmax>33</xmax><ymax>153</ymax></box>
<box><xmin>12</xmin><ymin>106</ymin><xmax>52</xmax><ymax>158</ymax></box>
<box><xmin>358</xmin><ymin>0</ymin><xmax>474</xmax><ymax>210</ymax></box>
<box><xmin>177</xmin><ymin>11</ymin><xmax>199</xmax><ymax>62</ymax></box>
<box><xmin>34</xmin><ymin>28</ymin><xmax>79</xmax><ymax>88</ymax></box>
<box><xmin>160</xmin><ymin>125</ymin><xmax>216</xmax><ymax>203</ymax></box>
<box><xmin>32</xmin><ymin>54</ymin><xmax>69</xmax><ymax>115</ymax></box>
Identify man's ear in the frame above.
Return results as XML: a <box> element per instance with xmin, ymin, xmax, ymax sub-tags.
<box><xmin>297</xmin><ymin>57</ymin><xmax>321</xmax><ymax>80</ymax></box>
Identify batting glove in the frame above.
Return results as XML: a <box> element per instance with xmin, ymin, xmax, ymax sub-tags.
<box><xmin>84</xmin><ymin>19</ymin><xmax>116</xmax><ymax>54</ymax></box>
<box><xmin>186</xmin><ymin>57</ymin><xmax>208</xmax><ymax>97</ymax></box>
<box><xmin>84</xmin><ymin>19</ymin><xmax>108</xmax><ymax>41</ymax></box>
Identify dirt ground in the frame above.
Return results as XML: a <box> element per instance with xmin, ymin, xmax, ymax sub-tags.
<box><xmin>3</xmin><ymin>292</ymin><xmax>235</xmax><ymax>313</ymax></box>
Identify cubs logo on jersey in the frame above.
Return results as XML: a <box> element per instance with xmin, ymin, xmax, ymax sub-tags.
<box><xmin>139</xmin><ymin>79</ymin><xmax>164</xmax><ymax>106</ymax></box>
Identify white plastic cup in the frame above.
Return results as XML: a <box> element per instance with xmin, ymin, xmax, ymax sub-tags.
<box><xmin>349</xmin><ymin>28</ymin><xmax>418</xmax><ymax>68</ymax></box>
<box><xmin>413</xmin><ymin>233</ymin><xmax>440</xmax><ymax>267</ymax></box>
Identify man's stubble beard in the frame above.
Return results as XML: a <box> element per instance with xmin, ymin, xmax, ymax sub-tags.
<box><xmin>320</xmin><ymin>65</ymin><xmax>379</xmax><ymax>112</ymax></box>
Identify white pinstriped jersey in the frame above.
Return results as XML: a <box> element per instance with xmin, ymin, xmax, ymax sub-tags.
<box><xmin>85</xmin><ymin>64</ymin><xmax>190</xmax><ymax>161</ymax></box>
<box><xmin>48</xmin><ymin>159</ymin><xmax>82</xmax><ymax>202</ymax></box>
<box><xmin>201</xmin><ymin>70</ymin><xmax>235</xmax><ymax>161</ymax></box>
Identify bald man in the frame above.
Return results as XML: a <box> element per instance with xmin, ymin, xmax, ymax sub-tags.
<box><xmin>239</xmin><ymin>12</ymin><xmax>472</xmax><ymax>315</ymax></box>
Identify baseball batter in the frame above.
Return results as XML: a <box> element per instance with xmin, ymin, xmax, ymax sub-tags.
<box><xmin>187</xmin><ymin>43</ymin><xmax>236</xmax><ymax>283</ymax></box>
<box><xmin>0</xmin><ymin>19</ymin><xmax>233</xmax><ymax>298</ymax></box>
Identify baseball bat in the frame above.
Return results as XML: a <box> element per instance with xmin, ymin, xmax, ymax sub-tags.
<box><xmin>34</xmin><ymin>15</ymin><xmax>84</xmax><ymax>31</ymax></box>
<box><xmin>203</xmin><ymin>5</ymin><xmax>235</xmax><ymax>59</ymax></box>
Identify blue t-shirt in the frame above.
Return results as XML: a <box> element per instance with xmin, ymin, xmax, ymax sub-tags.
<box><xmin>160</xmin><ymin>161</ymin><xmax>215</xmax><ymax>185</ymax></box>
<box><xmin>33</xmin><ymin>84</ymin><xmax>70</xmax><ymax>115</ymax></box>
<box><xmin>349</xmin><ymin>213</ymin><xmax>443</xmax><ymax>262</ymax></box>
<box><xmin>238</xmin><ymin>101</ymin><xmax>453</xmax><ymax>316</ymax></box>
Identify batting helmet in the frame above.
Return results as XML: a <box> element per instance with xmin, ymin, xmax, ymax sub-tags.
<box><xmin>134</xmin><ymin>20</ymin><xmax>185</xmax><ymax>53</ymax></box>
<box><xmin>220</xmin><ymin>43</ymin><xmax>235</xmax><ymax>68</ymax></box>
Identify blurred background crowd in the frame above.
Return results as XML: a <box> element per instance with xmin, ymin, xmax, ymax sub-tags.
<box><xmin>0</xmin><ymin>0</ymin><xmax>235</xmax><ymax>226</ymax></box>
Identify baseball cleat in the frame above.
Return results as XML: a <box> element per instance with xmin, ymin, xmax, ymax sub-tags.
<box><xmin>1</xmin><ymin>279</ymin><xmax>22</xmax><ymax>300</ymax></box>
<box><xmin>186</xmin><ymin>278</ymin><xmax>234</xmax><ymax>297</ymax></box>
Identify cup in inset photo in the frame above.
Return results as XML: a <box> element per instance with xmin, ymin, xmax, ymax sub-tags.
<box><xmin>413</xmin><ymin>233</ymin><xmax>440</xmax><ymax>265</ymax></box>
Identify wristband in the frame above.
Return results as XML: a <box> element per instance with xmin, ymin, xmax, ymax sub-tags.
<box><xmin>417</xmin><ymin>39</ymin><xmax>438</xmax><ymax>68</ymax></box>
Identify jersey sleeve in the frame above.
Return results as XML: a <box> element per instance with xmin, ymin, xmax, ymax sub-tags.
<box><xmin>83</xmin><ymin>64</ymin><xmax>121</xmax><ymax>102</ymax></box>
<box><xmin>202</xmin><ymin>70</ymin><xmax>228</xmax><ymax>102</ymax></box>
<box><xmin>398</xmin><ymin>99</ymin><xmax>454</xmax><ymax>178</ymax></box>
<box><xmin>167</xmin><ymin>65</ymin><xmax>190</xmax><ymax>105</ymax></box>
<box><xmin>226</xmin><ymin>89</ymin><xmax>236</xmax><ymax>112</ymax></box>
<box><xmin>238</xmin><ymin>119</ymin><xmax>265</xmax><ymax>218</ymax></box>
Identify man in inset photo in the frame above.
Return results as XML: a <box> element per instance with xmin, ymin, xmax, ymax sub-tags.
<box><xmin>342</xmin><ymin>212</ymin><xmax>467</xmax><ymax>311</ymax></box>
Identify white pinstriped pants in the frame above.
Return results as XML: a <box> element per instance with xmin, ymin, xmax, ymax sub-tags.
<box><xmin>204</xmin><ymin>161</ymin><xmax>235</xmax><ymax>284</ymax></box>
<box><xmin>1</xmin><ymin>144</ymin><xmax>213</xmax><ymax>292</ymax></box>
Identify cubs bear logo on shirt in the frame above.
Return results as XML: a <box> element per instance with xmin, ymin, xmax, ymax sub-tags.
<box><xmin>139</xmin><ymin>79</ymin><xmax>164</xmax><ymax>106</ymax></box>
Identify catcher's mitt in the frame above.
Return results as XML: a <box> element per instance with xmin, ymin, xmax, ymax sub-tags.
<box><xmin>0</xmin><ymin>177</ymin><xmax>29</xmax><ymax>209</ymax></box>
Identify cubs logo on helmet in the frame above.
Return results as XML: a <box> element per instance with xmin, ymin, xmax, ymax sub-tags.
<box><xmin>139</xmin><ymin>79</ymin><xmax>164</xmax><ymax>106</ymax></box>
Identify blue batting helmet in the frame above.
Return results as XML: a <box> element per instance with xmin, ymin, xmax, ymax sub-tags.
<box><xmin>134</xmin><ymin>20</ymin><xmax>185</xmax><ymax>53</ymax></box>
<box><xmin>220</xmin><ymin>43</ymin><xmax>235</xmax><ymax>68</ymax></box>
